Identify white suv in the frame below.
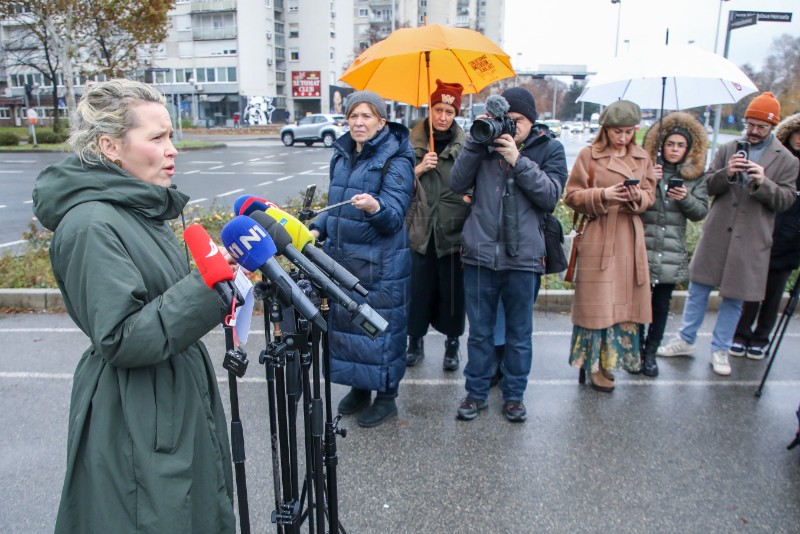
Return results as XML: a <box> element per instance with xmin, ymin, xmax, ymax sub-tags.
<box><xmin>280</xmin><ymin>114</ymin><xmax>348</xmax><ymax>147</ymax></box>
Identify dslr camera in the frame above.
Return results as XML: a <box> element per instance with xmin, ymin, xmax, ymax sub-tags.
<box><xmin>470</xmin><ymin>95</ymin><xmax>517</xmax><ymax>145</ymax></box>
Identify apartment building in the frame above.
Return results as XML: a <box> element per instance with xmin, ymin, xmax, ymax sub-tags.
<box><xmin>0</xmin><ymin>0</ymin><xmax>504</xmax><ymax>128</ymax></box>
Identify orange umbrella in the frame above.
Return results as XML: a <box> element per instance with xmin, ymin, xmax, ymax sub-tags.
<box><xmin>340</xmin><ymin>24</ymin><xmax>517</xmax><ymax>146</ymax></box>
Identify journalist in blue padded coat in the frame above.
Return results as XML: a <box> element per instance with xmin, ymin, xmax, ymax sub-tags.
<box><xmin>31</xmin><ymin>80</ymin><xmax>235</xmax><ymax>533</ymax></box>
<box><xmin>309</xmin><ymin>91</ymin><xmax>415</xmax><ymax>428</ymax></box>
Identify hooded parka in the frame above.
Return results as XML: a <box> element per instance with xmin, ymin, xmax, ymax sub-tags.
<box><xmin>409</xmin><ymin>119</ymin><xmax>469</xmax><ymax>256</ymax></box>
<box><xmin>641</xmin><ymin>112</ymin><xmax>709</xmax><ymax>285</ymax></box>
<box><xmin>770</xmin><ymin>113</ymin><xmax>800</xmax><ymax>271</ymax></box>
<box><xmin>689</xmin><ymin>134</ymin><xmax>798</xmax><ymax>301</ymax></box>
<box><xmin>310</xmin><ymin>123</ymin><xmax>415</xmax><ymax>393</ymax></box>
<box><xmin>565</xmin><ymin>141</ymin><xmax>657</xmax><ymax>329</ymax></box>
<box><xmin>32</xmin><ymin>156</ymin><xmax>235</xmax><ymax>533</ymax></box>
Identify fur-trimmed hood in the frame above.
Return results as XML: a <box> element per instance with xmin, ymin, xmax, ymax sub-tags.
<box><xmin>643</xmin><ymin>112</ymin><xmax>708</xmax><ymax>180</ymax></box>
<box><xmin>775</xmin><ymin>113</ymin><xmax>800</xmax><ymax>147</ymax></box>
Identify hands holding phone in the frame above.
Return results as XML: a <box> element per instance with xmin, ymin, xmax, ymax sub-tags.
<box><xmin>603</xmin><ymin>179</ymin><xmax>641</xmax><ymax>203</ymax></box>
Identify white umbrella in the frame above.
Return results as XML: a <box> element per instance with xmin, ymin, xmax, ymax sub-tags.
<box><xmin>577</xmin><ymin>43</ymin><xmax>758</xmax><ymax>110</ymax></box>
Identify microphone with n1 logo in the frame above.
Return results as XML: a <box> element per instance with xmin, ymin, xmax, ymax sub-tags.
<box><xmin>184</xmin><ymin>223</ymin><xmax>241</xmax><ymax>310</ymax></box>
<box><xmin>220</xmin><ymin>215</ymin><xmax>327</xmax><ymax>332</ymax></box>
<box><xmin>249</xmin><ymin>211</ymin><xmax>387</xmax><ymax>340</ymax></box>
<box><xmin>234</xmin><ymin>194</ymin><xmax>368</xmax><ymax>297</ymax></box>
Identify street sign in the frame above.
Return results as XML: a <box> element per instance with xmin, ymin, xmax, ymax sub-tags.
<box><xmin>732</xmin><ymin>11</ymin><xmax>793</xmax><ymax>23</ymax></box>
<box><xmin>730</xmin><ymin>14</ymin><xmax>757</xmax><ymax>29</ymax></box>
<box><xmin>26</xmin><ymin>108</ymin><xmax>38</xmax><ymax>125</ymax></box>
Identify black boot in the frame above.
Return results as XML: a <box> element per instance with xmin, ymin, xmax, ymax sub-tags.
<box><xmin>357</xmin><ymin>396</ymin><xmax>398</xmax><ymax>428</ymax></box>
<box><xmin>490</xmin><ymin>345</ymin><xmax>504</xmax><ymax>388</ymax></box>
<box><xmin>406</xmin><ymin>336</ymin><xmax>425</xmax><ymax>366</ymax></box>
<box><xmin>642</xmin><ymin>346</ymin><xmax>659</xmax><ymax>377</ymax></box>
<box><xmin>338</xmin><ymin>387</ymin><xmax>371</xmax><ymax>415</ymax></box>
<box><xmin>443</xmin><ymin>337</ymin><xmax>460</xmax><ymax>371</ymax></box>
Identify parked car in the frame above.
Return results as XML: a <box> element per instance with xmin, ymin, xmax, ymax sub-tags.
<box><xmin>542</xmin><ymin>119</ymin><xmax>562</xmax><ymax>137</ymax></box>
<box><xmin>570</xmin><ymin>122</ymin><xmax>585</xmax><ymax>133</ymax></box>
<box><xmin>280</xmin><ymin>114</ymin><xmax>348</xmax><ymax>147</ymax></box>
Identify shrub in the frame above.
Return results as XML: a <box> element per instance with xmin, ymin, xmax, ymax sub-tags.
<box><xmin>0</xmin><ymin>132</ymin><xmax>20</xmax><ymax>146</ymax></box>
<box><xmin>31</xmin><ymin>131</ymin><xmax>69</xmax><ymax>145</ymax></box>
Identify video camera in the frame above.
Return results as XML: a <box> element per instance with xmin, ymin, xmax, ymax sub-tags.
<box><xmin>470</xmin><ymin>95</ymin><xmax>517</xmax><ymax>145</ymax></box>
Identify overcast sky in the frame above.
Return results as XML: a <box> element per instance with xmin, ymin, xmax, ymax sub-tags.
<box><xmin>504</xmin><ymin>0</ymin><xmax>800</xmax><ymax>75</ymax></box>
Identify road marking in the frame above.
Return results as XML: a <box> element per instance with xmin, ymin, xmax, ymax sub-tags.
<box><xmin>305</xmin><ymin>172</ymin><xmax>328</xmax><ymax>176</ymax></box>
<box><xmin>0</xmin><ymin>160</ymin><xmax>36</xmax><ymax>163</ymax></box>
<box><xmin>251</xmin><ymin>172</ymin><xmax>282</xmax><ymax>175</ymax></box>
<box><xmin>188</xmin><ymin>161</ymin><xmax>223</xmax><ymax>164</ymax></box>
<box><xmin>276</xmin><ymin>176</ymin><xmax>294</xmax><ymax>182</ymax></box>
<box><xmin>279</xmin><ymin>152</ymin><xmax>289</xmax><ymax>156</ymax></box>
<box><xmin>264</xmin><ymin>155</ymin><xmax>275</xmax><ymax>159</ymax></box>
<box><xmin>0</xmin><ymin>240</ymin><xmax>26</xmax><ymax>249</ymax></box>
<box><xmin>317</xmin><ymin>165</ymin><xmax>330</xmax><ymax>170</ymax></box>
<box><xmin>258</xmin><ymin>181</ymin><xmax>274</xmax><ymax>186</ymax></box>
<box><xmin>231</xmin><ymin>162</ymin><xmax>243</xmax><ymax>166</ymax></box>
<box><xmin>23</xmin><ymin>200</ymin><xmax>32</xmax><ymax>204</ymax></box>
<box><xmin>248</xmin><ymin>161</ymin><xmax>284</xmax><ymax>165</ymax></box>
<box><xmin>0</xmin><ymin>170</ymin><xmax>22</xmax><ymax>174</ymax></box>
<box><xmin>187</xmin><ymin>198</ymin><xmax>208</xmax><ymax>204</ymax></box>
<box><xmin>184</xmin><ymin>170</ymin><xmax>200</xmax><ymax>175</ymax></box>
<box><xmin>312</xmin><ymin>162</ymin><xmax>330</xmax><ymax>165</ymax></box>
<box><xmin>201</xmin><ymin>171</ymin><xmax>235</xmax><ymax>174</ymax></box>
<box><xmin>209</xmin><ymin>165</ymin><xmax>224</xmax><ymax>170</ymax></box>
<box><xmin>249</xmin><ymin>158</ymin><xmax>262</xmax><ymax>162</ymax></box>
<box><xmin>217</xmin><ymin>188</ymin><xmax>245</xmax><ymax>198</ymax></box>
<box><xmin>298</xmin><ymin>170</ymin><xmax>313</xmax><ymax>175</ymax></box>
<box><xmin>0</xmin><ymin>205</ymin><xmax>5</xmax><ymax>209</ymax></box>
<box><xmin>1</xmin><ymin>372</ymin><xmax>799</xmax><ymax>388</ymax></box>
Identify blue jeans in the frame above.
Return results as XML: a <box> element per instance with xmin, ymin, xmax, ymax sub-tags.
<box><xmin>678</xmin><ymin>281</ymin><xmax>744</xmax><ymax>353</ymax></box>
<box><xmin>463</xmin><ymin>265</ymin><xmax>536</xmax><ymax>402</ymax></box>
<box><xmin>493</xmin><ymin>275</ymin><xmax>541</xmax><ymax>346</ymax></box>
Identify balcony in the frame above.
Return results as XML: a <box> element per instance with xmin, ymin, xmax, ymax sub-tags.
<box><xmin>190</xmin><ymin>0</ymin><xmax>236</xmax><ymax>13</ymax></box>
<box><xmin>193</xmin><ymin>27</ymin><xmax>237</xmax><ymax>40</ymax></box>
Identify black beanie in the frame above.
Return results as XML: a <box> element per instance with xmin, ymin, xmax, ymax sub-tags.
<box><xmin>501</xmin><ymin>87</ymin><xmax>537</xmax><ymax>123</ymax></box>
<box><xmin>663</xmin><ymin>126</ymin><xmax>693</xmax><ymax>152</ymax></box>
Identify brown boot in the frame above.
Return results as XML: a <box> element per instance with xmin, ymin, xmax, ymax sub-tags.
<box><xmin>589</xmin><ymin>371</ymin><xmax>615</xmax><ymax>393</ymax></box>
<box><xmin>601</xmin><ymin>368</ymin><xmax>615</xmax><ymax>381</ymax></box>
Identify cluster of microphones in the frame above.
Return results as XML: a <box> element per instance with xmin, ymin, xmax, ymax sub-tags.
<box><xmin>184</xmin><ymin>194</ymin><xmax>388</xmax><ymax>339</ymax></box>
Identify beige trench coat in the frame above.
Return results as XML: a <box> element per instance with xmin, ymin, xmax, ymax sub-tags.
<box><xmin>689</xmin><ymin>136</ymin><xmax>798</xmax><ymax>301</ymax></box>
<box><xmin>565</xmin><ymin>143</ymin><xmax>657</xmax><ymax>329</ymax></box>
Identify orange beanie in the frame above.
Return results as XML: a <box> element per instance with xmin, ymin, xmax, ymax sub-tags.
<box><xmin>745</xmin><ymin>92</ymin><xmax>781</xmax><ymax>125</ymax></box>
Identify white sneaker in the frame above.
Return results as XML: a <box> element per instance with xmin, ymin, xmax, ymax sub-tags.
<box><xmin>710</xmin><ymin>350</ymin><xmax>732</xmax><ymax>376</ymax></box>
<box><xmin>656</xmin><ymin>337</ymin><xmax>696</xmax><ymax>357</ymax></box>
<box><xmin>728</xmin><ymin>343</ymin><xmax>747</xmax><ymax>357</ymax></box>
<box><xmin>746</xmin><ymin>346</ymin><xmax>766</xmax><ymax>360</ymax></box>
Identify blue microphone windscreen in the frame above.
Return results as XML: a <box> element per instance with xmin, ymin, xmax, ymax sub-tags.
<box><xmin>232</xmin><ymin>195</ymin><xmax>255</xmax><ymax>217</ymax></box>
<box><xmin>220</xmin><ymin>215</ymin><xmax>277</xmax><ymax>272</ymax></box>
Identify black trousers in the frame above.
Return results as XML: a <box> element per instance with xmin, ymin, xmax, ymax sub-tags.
<box><xmin>407</xmin><ymin>239</ymin><xmax>466</xmax><ymax>339</ymax></box>
<box><xmin>640</xmin><ymin>283</ymin><xmax>677</xmax><ymax>354</ymax></box>
<box><xmin>734</xmin><ymin>268</ymin><xmax>794</xmax><ymax>348</ymax></box>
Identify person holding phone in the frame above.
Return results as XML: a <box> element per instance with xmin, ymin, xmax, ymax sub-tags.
<box><xmin>564</xmin><ymin>100</ymin><xmax>656</xmax><ymax>392</ymax></box>
<box><xmin>658</xmin><ymin>92</ymin><xmax>798</xmax><ymax>376</ymax></box>
<box><xmin>633</xmin><ymin>112</ymin><xmax>709</xmax><ymax>377</ymax></box>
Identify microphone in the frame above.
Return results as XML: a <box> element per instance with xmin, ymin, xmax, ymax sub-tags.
<box><xmin>220</xmin><ymin>215</ymin><xmax>327</xmax><ymax>332</ymax></box>
<box><xmin>233</xmin><ymin>194</ymin><xmax>279</xmax><ymax>219</ymax></box>
<box><xmin>248</xmin><ymin>211</ymin><xmax>387</xmax><ymax>340</ymax></box>
<box><xmin>184</xmin><ymin>224</ymin><xmax>240</xmax><ymax>310</ymax></box>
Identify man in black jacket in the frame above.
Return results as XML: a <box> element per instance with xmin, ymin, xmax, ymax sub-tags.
<box><xmin>450</xmin><ymin>87</ymin><xmax>567</xmax><ymax>422</ymax></box>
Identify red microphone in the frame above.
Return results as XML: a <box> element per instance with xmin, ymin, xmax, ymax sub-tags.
<box><xmin>185</xmin><ymin>224</ymin><xmax>239</xmax><ymax>308</ymax></box>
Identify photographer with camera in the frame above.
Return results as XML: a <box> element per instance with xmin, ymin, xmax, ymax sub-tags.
<box><xmin>633</xmin><ymin>112</ymin><xmax>709</xmax><ymax>377</ymax></box>
<box><xmin>658</xmin><ymin>92</ymin><xmax>798</xmax><ymax>376</ymax></box>
<box><xmin>450</xmin><ymin>87</ymin><xmax>567</xmax><ymax>422</ymax></box>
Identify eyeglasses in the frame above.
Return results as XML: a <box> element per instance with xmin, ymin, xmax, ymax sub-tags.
<box><xmin>745</xmin><ymin>121</ymin><xmax>771</xmax><ymax>133</ymax></box>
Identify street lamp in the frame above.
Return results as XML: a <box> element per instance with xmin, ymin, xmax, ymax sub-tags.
<box><xmin>711</xmin><ymin>0</ymin><xmax>732</xmax><ymax>159</ymax></box>
<box><xmin>188</xmin><ymin>78</ymin><xmax>203</xmax><ymax>127</ymax></box>
<box><xmin>611</xmin><ymin>0</ymin><xmax>622</xmax><ymax>57</ymax></box>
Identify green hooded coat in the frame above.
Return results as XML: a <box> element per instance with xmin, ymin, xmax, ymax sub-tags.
<box><xmin>32</xmin><ymin>156</ymin><xmax>235</xmax><ymax>533</ymax></box>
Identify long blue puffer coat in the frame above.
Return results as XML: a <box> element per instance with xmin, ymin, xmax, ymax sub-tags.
<box><xmin>310</xmin><ymin>122</ymin><xmax>415</xmax><ymax>393</ymax></box>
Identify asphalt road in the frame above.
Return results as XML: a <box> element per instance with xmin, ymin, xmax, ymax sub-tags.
<box><xmin>1</xmin><ymin>309</ymin><xmax>799</xmax><ymax>533</ymax></box>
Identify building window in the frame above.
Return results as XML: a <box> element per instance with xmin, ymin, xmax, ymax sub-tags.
<box><xmin>288</xmin><ymin>0</ymin><xmax>298</xmax><ymax>12</ymax></box>
<box><xmin>290</xmin><ymin>49</ymin><xmax>299</xmax><ymax>61</ymax></box>
<box><xmin>358</xmin><ymin>8</ymin><xmax>368</xmax><ymax>17</ymax></box>
<box><xmin>330</xmin><ymin>47</ymin><xmax>335</xmax><ymax>60</ymax></box>
<box><xmin>195</xmin><ymin>69</ymin><xmax>206</xmax><ymax>83</ymax></box>
<box><xmin>154</xmin><ymin>70</ymin><xmax>173</xmax><ymax>84</ymax></box>
<box><xmin>227</xmin><ymin>67</ymin><xmax>237</xmax><ymax>82</ymax></box>
<box><xmin>0</xmin><ymin>108</ymin><xmax>10</xmax><ymax>119</ymax></box>
<box><xmin>289</xmin><ymin>23</ymin><xmax>299</xmax><ymax>38</ymax></box>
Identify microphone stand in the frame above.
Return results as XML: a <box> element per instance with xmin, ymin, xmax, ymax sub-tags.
<box><xmin>221</xmin><ymin>308</ymin><xmax>251</xmax><ymax>534</ymax></box>
<box><xmin>755</xmin><ymin>271</ymin><xmax>800</xmax><ymax>397</ymax></box>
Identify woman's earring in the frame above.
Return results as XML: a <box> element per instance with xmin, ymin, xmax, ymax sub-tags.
<box><xmin>114</xmin><ymin>159</ymin><xmax>121</xmax><ymax>166</ymax></box>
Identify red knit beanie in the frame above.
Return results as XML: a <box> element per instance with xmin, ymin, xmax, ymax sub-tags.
<box><xmin>431</xmin><ymin>79</ymin><xmax>463</xmax><ymax>112</ymax></box>
<box><xmin>745</xmin><ymin>92</ymin><xmax>781</xmax><ymax>125</ymax></box>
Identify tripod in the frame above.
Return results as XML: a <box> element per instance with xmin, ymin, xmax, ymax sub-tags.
<box><xmin>755</xmin><ymin>273</ymin><xmax>800</xmax><ymax>397</ymax></box>
<box><xmin>256</xmin><ymin>275</ymin><xmax>348</xmax><ymax>534</ymax></box>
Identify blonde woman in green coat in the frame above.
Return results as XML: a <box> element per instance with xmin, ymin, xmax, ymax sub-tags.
<box><xmin>32</xmin><ymin>80</ymin><xmax>236</xmax><ymax>533</ymax></box>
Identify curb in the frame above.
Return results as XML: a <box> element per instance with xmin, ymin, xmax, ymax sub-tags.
<box><xmin>0</xmin><ymin>288</ymin><xmax>765</xmax><ymax>314</ymax></box>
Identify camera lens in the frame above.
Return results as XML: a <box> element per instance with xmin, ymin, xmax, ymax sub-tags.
<box><xmin>470</xmin><ymin>118</ymin><xmax>502</xmax><ymax>145</ymax></box>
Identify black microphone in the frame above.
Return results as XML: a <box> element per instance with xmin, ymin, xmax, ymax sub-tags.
<box><xmin>249</xmin><ymin>211</ymin><xmax>388</xmax><ymax>340</ymax></box>
<box><xmin>221</xmin><ymin>216</ymin><xmax>327</xmax><ymax>332</ymax></box>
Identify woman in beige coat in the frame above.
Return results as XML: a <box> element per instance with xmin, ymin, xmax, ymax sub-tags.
<box><xmin>564</xmin><ymin>100</ymin><xmax>657</xmax><ymax>392</ymax></box>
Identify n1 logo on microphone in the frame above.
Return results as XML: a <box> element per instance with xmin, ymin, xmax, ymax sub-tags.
<box><xmin>227</xmin><ymin>224</ymin><xmax>268</xmax><ymax>259</ymax></box>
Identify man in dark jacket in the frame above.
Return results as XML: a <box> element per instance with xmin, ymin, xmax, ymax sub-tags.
<box><xmin>450</xmin><ymin>87</ymin><xmax>567</xmax><ymax>422</ymax></box>
<box><xmin>658</xmin><ymin>92</ymin><xmax>799</xmax><ymax>376</ymax></box>
<box><xmin>731</xmin><ymin>112</ymin><xmax>800</xmax><ymax>359</ymax></box>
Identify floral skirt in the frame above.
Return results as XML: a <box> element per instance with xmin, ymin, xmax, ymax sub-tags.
<box><xmin>569</xmin><ymin>322</ymin><xmax>640</xmax><ymax>373</ymax></box>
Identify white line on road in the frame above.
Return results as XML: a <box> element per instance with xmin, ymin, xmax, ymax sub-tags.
<box><xmin>298</xmin><ymin>170</ymin><xmax>313</xmax><ymax>175</ymax></box>
<box><xmin>0</xmin><ymin>205</ymin><xmax>5</xmax><ymax>209</ymax></box>
<box><xmin>276</xmin><ymin>176</ymin><xmax>294</xmax><ymax>182</ymax></box>
<box><xmin>1</xmin><ymin>372</ymin><xmax>798</xmax><ymax>388</ymax></box>
<box><xmin>231</xmin><ymin>162</ymin><xmax>243</xmax><ymax>166</ymax></box>
<box><xmin>251</xmin><ymin>172</ymin><xmax>282</xmax><ymax>175</ymax></box>
<box><xmin>201</xmin><ymin>172</ymin><xmax>235</xmax><ymax>175</ymax></box>
<box><xmin>264</xmin><ymin>155</ymin><xmax>275</xmax><ymax>159</ymax></box>
<box><xmin>0</xmin><ymin>160</ymin><xmax>36</xmax><ymax>163</ymax></box>
<box><xmin>217</xmin><ymin>188</ymin><xmax>245</xmax><ymax>198</ymax></box>
<box><xmin>248</xmin><ymin>161</ymin><xmax>285</xmax><ymax>165</ymax></box>
<box><xmin>305</xmin><ymin>172</ymin><xmax>328</xmax><ymax>176</ymax></box>
<box><xmin>187</xmin><ymin>161</ymin><xmax>223</xmax><ymax>164</ymax></box>
<box><xmin>249</xmin><ymin>158</ymin><xmax>262</xmax><ymax>161</ymax></box>
<box><xmin>23</xmin><ymin>200</ymin><xmax>32</xmax><ymax>204</ymax></box>
<box><xmin>0</xmin><ymin>240</ymin><xmax>26</xmax><ymax>249</ymax></box>
<box><xmin>184</xmin><ymin>170</ymin><xmax>200</xmax><ymax>175</ymax></box>
<box><xmin>0</xmin><ymin>170</ymin><xmax>22</xmax><ymax>173</ymax></box>
<box><xmin>209</xmin><ymin>165</ymin><xmax>224</xmax><ymax>170</ymax></box>
<box><xmin>187</xmin><ymin>198</ymin><xmax>208</xmax><ymax>204</ymax></box>
<box><xmin>257</xmin><ymin>181</ymin><xmax>274</xmax><ymax>186</ymax></box>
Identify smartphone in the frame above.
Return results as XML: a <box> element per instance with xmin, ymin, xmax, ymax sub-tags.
<box><xmin>668</xmin><ymin>177</ymin><xmax>684</xmax><ymax>189</ymax></box>
<box><xmin>735</xmin><ymin>141</ymin><xmax>750</xmax><ymax>160</ymax></box>
<box><xmin>301</xmin><ymin>184</ymin><xmax>317</xmax><ymax>210</ymax></box>
<box><xmin>623</xmin><ymin>179</ymin><xmax>640</xmax><ymax>186</ymax></box>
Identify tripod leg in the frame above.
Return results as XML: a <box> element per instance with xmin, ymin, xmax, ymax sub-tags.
<box><xmin>310</xmin><ymin>326</ymin><xmax>326</xmax><ymax>534</ymax></box>
<box><xmin>756</xmin><ymin>275</ymin><xmax>800</xmax><ymax>397</ymax></box>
